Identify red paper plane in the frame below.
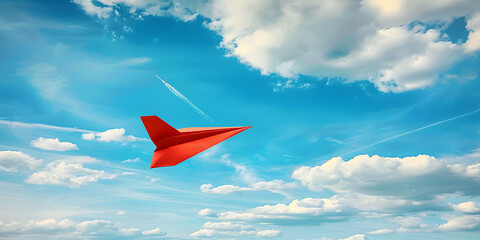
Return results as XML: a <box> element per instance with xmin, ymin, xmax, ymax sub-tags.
<box><xmin>141</xmin><ymin>116</ymin><xmax>251</xmax><ymax>168</ymax></box>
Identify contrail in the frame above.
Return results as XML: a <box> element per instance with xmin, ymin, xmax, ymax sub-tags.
<box><xmin>0</xmin><ymin>119</ymin><xmax>96</xmax><ymax>133</ymax></box>
<box><xmin>155</xmin><ymin>75</ymin><xmax>214</xmax><ymax>123</ymax></box>
<box><xmin>341</xmin><ymin>108</ymin><xmax>480</xmax><ymax>156</ymax></box>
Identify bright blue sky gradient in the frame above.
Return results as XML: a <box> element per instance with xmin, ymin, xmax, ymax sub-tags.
<box><xmin>1</xmin><ymin>0</ymin><xmax>480</xmax><ymax>239</ymax></box>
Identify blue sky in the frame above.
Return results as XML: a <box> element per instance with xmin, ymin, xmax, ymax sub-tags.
<box><xmin>0</xmin><ymin>0</ymin><xmax>480</xmax><ymax>239</ymax></box>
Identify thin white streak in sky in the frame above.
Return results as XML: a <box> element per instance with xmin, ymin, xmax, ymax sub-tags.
<box><xmin>341</xmin><ymin>108</ymin><xmax>480</xmax><ymax>156</ymax></box>
<box><xmin>0</xmin><ymin>119</ymin><xmax>97</xmax><ymax>133</ymax></box>
<box><xmin>156</xmin><ymin>75</ymin><xmax>214</xmax><ymax>123</ymax></box>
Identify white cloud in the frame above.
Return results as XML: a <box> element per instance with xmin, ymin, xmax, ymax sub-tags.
<box><xmin>81</xmin><ymin>132</ymin><xmax>95</xmax><ymax>140</ymax></box>
<box><xmin>450</xmin><ymin>201</ymin><xmax>480</xmax><ymax>214</ymax></box>
<box><xmin>256</xmin><ymin>229</ymin><xmax>282</xmax><ymax>238</ymax></box>
<box><xmin>0</xmin><ymin>218</ymin><xmax>74</xmax><ymax>237</ymax></box>
<box><xmin>117</xmin><ymin>211</ymin><xmax>126</xmax><ymax>215</ymax></box>
<box><xmin>198</xmin><ymin>208</ymin><xmax>217</xmax><ymax>217</ymax></box>
<box><xmin>332</xmin><ymin>193</ymin><xmax>442</xmax><ymax>213</ymax></box>
<box><xmin>392</xmin><ymin>216</ymin><xmax>433</xmax><ymax>232</ymax></box>
<box><xmin>213</xmin><ymin>197</ymin><xmax>352</xmax><ymax>225</ymax></box>
<box><xmin>190</xmin><ymin>221</ymin><xmax>280</xmax><ymax>238</ymax></box>
<box><xmin>0</xmin><ymin>150</ymin><xmax>42</xmax><ymax>172</ymax></box>
<box><xmin>464</xmin><ymin>12</ymin><xmax>480</xmax><ymax>52</ymax></box>
<box><xmin>63</xmin><ymin>156</ymin><xmax>100</xmax><ymax>164</ymax></box>
<box><xmin>119</xmin><ymin>228</ymin><xmax>141</xmax><ymax>236</ymax></box>
<box><xmin>199</xmin><ymin>0</ymin><xmax>480</xmax><ymax>92</ymax></box>
<box><xmin>292</xmin><ymin>154</ymin><xmax>480</xmax><ymax>200</ymax></box>
<box><xmin>203</xmin><ymin>221</ymin><xmax>254</xmax><ymax>230</ymax></box>
<box><xmin>96</xmin><ymin>128</ymin><xmax>136</xmax><ymax>142</ymax></box>
<box><xmin>73</xmin><ymin>0</ymin><xmax>113</xmax><ymax>19</ymax></box>
<box><xmin>367</xmin><ymin>229</ymin><xmax>393</xmax><ymax>235</ymax></box>
<box><xmin>122</xmin><ymin>157</ymin><xmax>141</xmax><ymax>163</ymax></box>
<box><xmin>142</xmin><ymin>228</ymin><xmax>166</xmax><ymax>236</ymax></box>
<box><xmin>189</xmin><ymin>229</ymin><xmax>217</xmax><ymax>237</ymax></box>
<box><xmin>26</xmin><ymin>160</ymin><xmax>116</xmax><ymax>187</ymax></box>
<box><xmin>438</xmin><ymin>215</ymin><xmax>480</xmax><ymax>231</ymax></box>
<box><xmin>195</xmin><ymin>151</ymin><xmax>480</xmax><ymax>234</ymax></box>
<box><xmin>73</xmin><ymin>0</ymin><xmax>199</xmax><ymax>21</ymax></box>
<box><xmin>31</xmin><ymin>137</ymin><xmax>78</xmax><ymax>151</ymax></box>
<box><xmin>201</xmin><ymin>183</ymin><xmax>249</xmax><ymax>194</ymax></box>
<box><xmin>190</xmin><ymin>228</ymin><xmax>256</xmax><ymax>237</ymax></box>
<box><xmin>200</xmin><ymin>180</ymin><xmax>297</xmax><ymax>195</ymax></box>
<box><xmin>0</xmin><ymin>218</ymin><xmax>166</xmax><ymax>238</ymax></box>
<box><xmin>73</xmin><ymin>0</ymin><xmax>480</xmax><ymax>92</ymax></box>
<box><xmin>250</xmin><ymin>180</ymin><xmax>298</xmax><ymax>192</ymax></box>
<box><xmin>82</xmin><ymin>128</ymin><xmax>146</xmax><ymax>143</ymax></box>
<box><xmin>342</xmin><ymin>234</ymin><xmax>366</xmax><ymax>240</ymax></box>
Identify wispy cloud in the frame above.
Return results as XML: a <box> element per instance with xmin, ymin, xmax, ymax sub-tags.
<box><xmin>19</xmin><ymin>62</ymin><xmax>119</xmax><ymax>124</ymax></box>
<box><xmin>342</xmin><ymin>108</ymin><xmax>480</xmax><ymax>156</ymax></box>
<box><xmin>0</xmin><ymin>119</ymin><xmax>94</xmax><ymax>133</ymax></box>
<box><xmin>0</xmin><ymin>119</ymin><xmax>146</xmax><ymax>143</ymax></box>
<box><xmin>122</xmin><ymin>157</ymin><xmax>140</xmax><ymax>163</ymax></box>
<box><xmin>110</xmin><ymin>57</ymin><xmax>151</xmax><ymax>67</ymax></box>
<box><xmin>200</xmin><ymin>180</ymin><xmax>297</xmax><ymax>195</ymax></box>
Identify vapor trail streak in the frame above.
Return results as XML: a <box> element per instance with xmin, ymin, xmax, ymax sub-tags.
<box><xmin>156</xmin><ymin>75</ymin><xmax>214</xmax><ymax>123</ymax></box>
<box><xmin>342</xmin><ymin>108</ymin><xmax>480</xmax><ymax>156</ymax></box>
<box><xmin>0</xmin><ymin>119</ymin><xmax>96</xmax><ymax>133</ymax></box>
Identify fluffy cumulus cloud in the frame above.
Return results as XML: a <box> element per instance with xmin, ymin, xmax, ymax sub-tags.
<box><xmin>200</xmin><ymin>180</ymin><xmax>297</xmax><ymax>195</ymax></box>
<box><xmin>450</xmin><ymin>201</ymin><xmax>480</xmax><ymax>214</ymax></box>
<box><xmin>198</xmin><ymin>152</ymin><xmax>480</xmax><ymax>232</ymax></box>
<box><xmin>190</xmin><ymin>221</ymin><xmax>281</xmax><ymax>238</ymax></box>
<box><xmin>26</xmin><ymin>159</ymin><xmax>116</xmax><ymax>187</ymax></box>
<box><xmin>292</xmin><ymin>154</ymin><xmax>480</xmax><ymax>200</ymax></box>
<box><xmin>0</xmin><ymin>150</ymin><xmax>42</xmax><ymax>172</ymax></box>
<box><xmin>82</xmin><ymin>128</ymin><xmax>145</xmax><ymax>143</ymax></box>
<box><xmin>0</xmin><ymin>218</ymin><xmax>165</xmax><ymax>238</ymax></box>
<box><xmin>214</xmin><ymin>197</ymin><xmax>352</xmax><ymax>225</ymax></box>
<box><xmin>74</xmin><ymin>0</ymin><xmax>480</xmax><ymax>92</ymax></box>
<box><xmin>392</xmin><ymin>216</ymin><xmax>434</xmax><ymax>232</ymax></box>
<box><xmin>256</xmin><ymin>229</ymin><xmax>282</xmax><ymax>238</ymax></box>
<box><xmin>342</xmin><ymin>234</ymin><xmax>366</xmax><ymax>240</ymax></box>
<box><xmin>389</xmin><ymin>214</ymin><xmax>480</xmax><ymax>232</ymax></box>
<box><xmin>198</xmin><ymin>208</ymin><xmax>217</xmax><ymax>217</ymax></box>
<box><xmin>438</xmin><ymin>215</ymin><xmax>480</xmax><ymax>231</ymax></box>
<box><xmin>31</xmin><ymin>137</ymin><xmax>78</xmax><ymax>151</ymax></box>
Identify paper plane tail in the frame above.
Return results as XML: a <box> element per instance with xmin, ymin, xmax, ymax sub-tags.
<box><xmin>140</xmin><ymin>116</ymin><xmax>181</xmax><ymax>145</ymax></box>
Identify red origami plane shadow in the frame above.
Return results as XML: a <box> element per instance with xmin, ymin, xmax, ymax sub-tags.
<box><xmin>140</xmin><ymin>116</ymin><xmax>251</xmax><ymax>168</ymax></box>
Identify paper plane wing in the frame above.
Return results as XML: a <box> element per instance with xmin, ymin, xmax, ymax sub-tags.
<box><xmin>141</xmin><ymin>115</ymin><xmax>251</xmax><ymax>168</ymax></box>
<box><xmin>150</xmin><ymin>126</ymin><xmax>250</xmax><ymax>168</ymax></box>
